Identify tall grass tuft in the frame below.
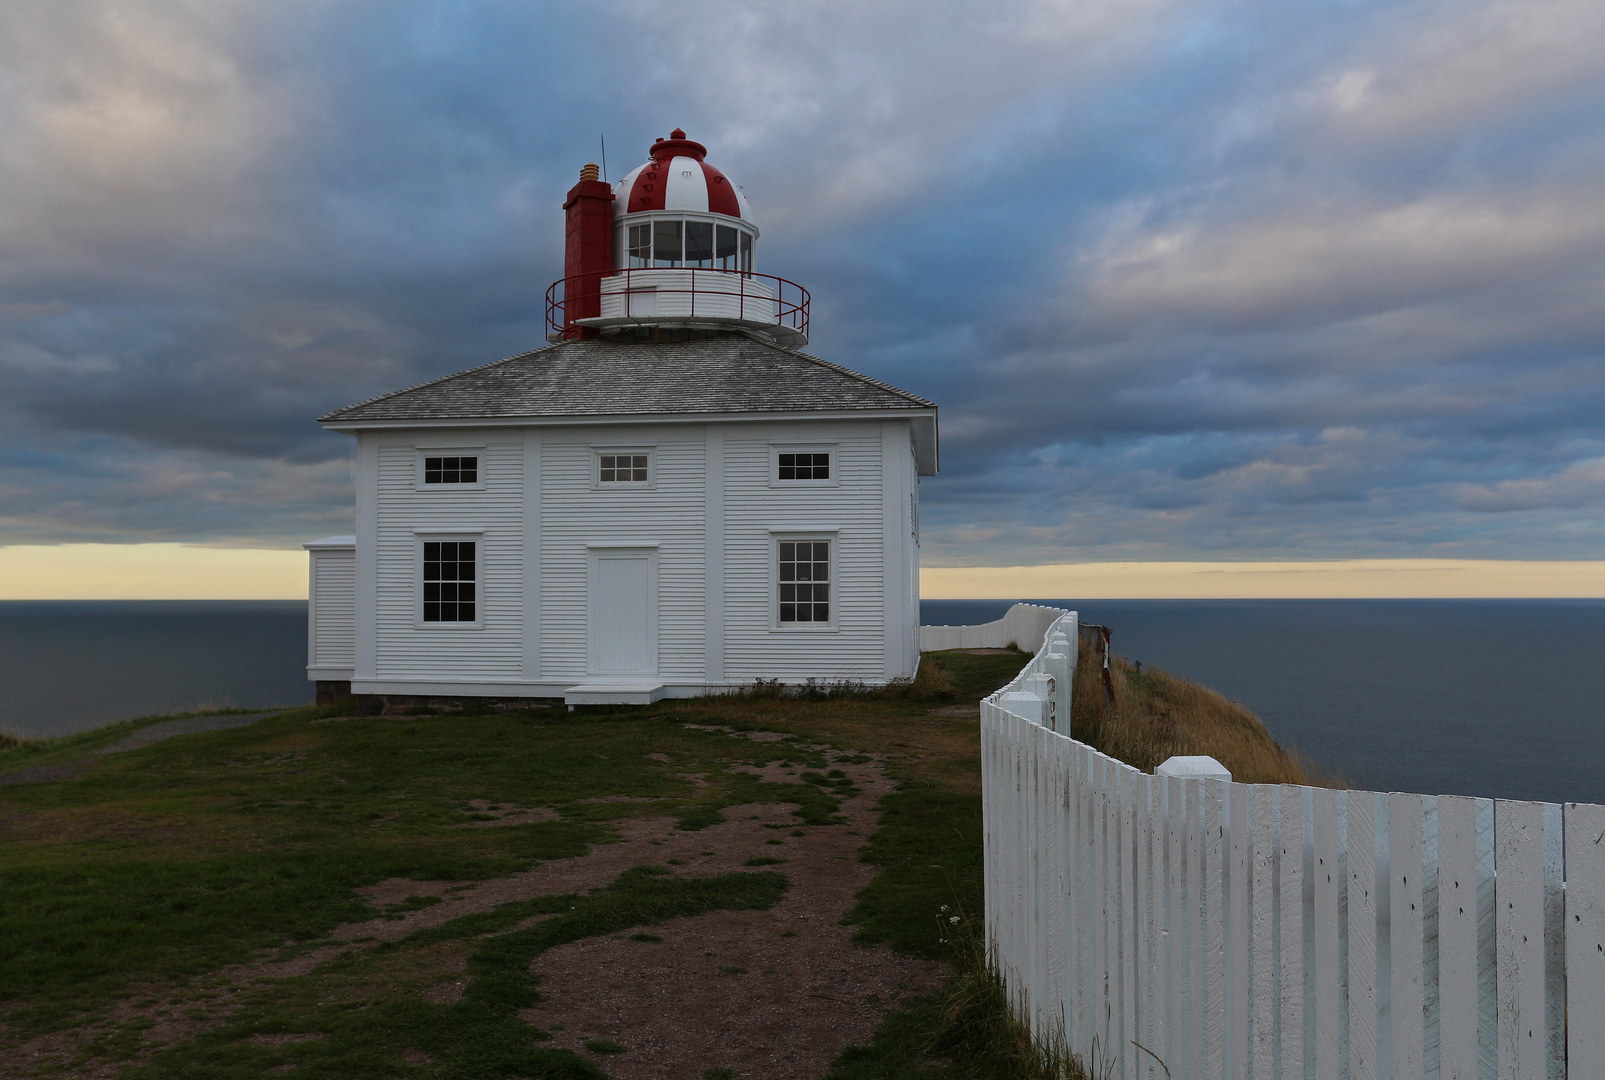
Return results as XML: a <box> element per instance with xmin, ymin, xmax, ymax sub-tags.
<box><xmin>1071</xmin><ymin>628</ymin><xmax>1338</xmax><ymax>786</ymax></box>
<box><xmin>930</xmin><ymin>908</ymin><xmax>1091</xmax><ymax>1079</ymax></box>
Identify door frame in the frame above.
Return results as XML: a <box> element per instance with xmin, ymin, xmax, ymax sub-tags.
<box><xmin>585</xmin><ymin>544</ymin><xmax>659</xmax><ymax>675</ymax></box>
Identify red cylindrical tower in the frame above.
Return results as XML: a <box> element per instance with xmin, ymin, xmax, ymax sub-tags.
<box><xmin>561</xmin><ymin>162</ymin><xmax>615</xmax><ymax>338</ymax></box>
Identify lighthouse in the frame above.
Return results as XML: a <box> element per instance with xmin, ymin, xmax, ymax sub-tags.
<box><xmin>307</xmin><ymin>131</ymin><xmax>935</xmax><ymax>709</ymax></box>
<box><xmin>551</xmin><ymin>129</ymin><xmax>807</xmax><ymax>346</ymax></box>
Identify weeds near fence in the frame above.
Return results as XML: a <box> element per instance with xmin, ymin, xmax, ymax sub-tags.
<box><xmin>1070</xmin><ymin>628</ymin><xmax>1338</xmax><ymax>786</ymax></box>
<box><xmin>735</xmin><ymin>655</ymin><xmax>959</xmax><ymax>703</ymax></box>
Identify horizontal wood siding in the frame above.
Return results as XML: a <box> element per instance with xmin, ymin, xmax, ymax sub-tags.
<box><xmin>310</xmin><ymin>551</ymin><xmax>355</xmax><ymax>667</ymax></box>
<box><xmin>375</xmin><ymin>441</ymin><xmax>523</xmax><ymax>680</ymax></box>
<box><xmin>539</xmin><ymin>436</ymin><xmax>706</xmax><ymax>680</ymax></box>
<box><xmin>723</xmin><ymin>432</ymin><xmax>885</xmax><ymax>681</ymax></box>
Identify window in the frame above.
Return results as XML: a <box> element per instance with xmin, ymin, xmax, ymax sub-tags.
<box><xmin>716</xmin><ymin>224</ymin><xmax>739</xmax><ymax>270</ymax></box>
<box><xmin>599</xmin><ymin>453</ymin><xmax>649</xmax><ymax>483</ymax></box>
<box><xmin>628</xmin><ymin>224</ymin><xmax>652</xmax><ymax>268</ymax></box>
<box><xmin>685</xmin><ymin>221</ymin><xmax>714</xmax><ymax>267</ymax></box>
<box><xmin>653</xmin><ymin>220</ymin><xmax>682</xmax><ymax>267</ymax></box>
<box><xmin>618</xmin><ymin>216</ymin><xmax>756</xmax><ymax>272</ymax></box>
<box><xmin>778</xmin><ymin>452</ymin><xmax>829</xmax><ymax>481</ymax></box>
<box><xmin>422</xmin><ymin>541</ymin><xmax>475</xmax><ymax>623</ymax></box>
<box><xmin>778</xmin><ymin>540</ymin><xmax>830</xmax><ymax>624</ymax></box>
<box><xmin>423</xmin><ymin>455</ymin><xmax>477</xmax><ymax>485</ymax></box>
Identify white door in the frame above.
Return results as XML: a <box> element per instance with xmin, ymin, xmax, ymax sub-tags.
<box><xmin>587</xmin><ymin>550</ymin><xmax>657</xmax><ymax>675</ymax></box>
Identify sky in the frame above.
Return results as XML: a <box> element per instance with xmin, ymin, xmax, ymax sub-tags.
<box><xmin>3</xmin><ymin>0</ymin><xmax>1605</xmax><ymax>597</ymax></box>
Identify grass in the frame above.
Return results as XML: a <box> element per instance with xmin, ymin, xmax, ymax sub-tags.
<box><xmin>1071</xmin><ymin>628</ymin><xmax>1336</xmax><ymax>785</ymax></box>
<box><xmin>0</xmin><ymin>639</ymin><xmax>1322</xmax><ymax>1078</ymax></box>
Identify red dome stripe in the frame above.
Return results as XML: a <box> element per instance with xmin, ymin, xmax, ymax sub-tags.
<box><xmin>626</xmin><ymin>160</ymin><xmax>667</xmax><ymax>213</ymax></box>
<box><xmin>700</xmin><ymin>161</ymin><xmax>741</xmax><ymax>218</ymax></box>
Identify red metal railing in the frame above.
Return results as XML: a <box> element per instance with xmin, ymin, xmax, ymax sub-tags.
<box><xmin>545</xmin><ymin>267</ymin><xmax>810</xmax><ymax>340</ymax></box>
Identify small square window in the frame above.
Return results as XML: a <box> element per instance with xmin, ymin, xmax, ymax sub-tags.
<box><xmin>777</xmin><ymin>452</ymin><xmax>830</xmax><ymax>481</ymax></box>
<box><xmin>599</xmin><ymin>453</ymin><xmax>650</xmax><ymax>483</ymax></box>
<box><xmin>778</xmin><ymin>540</ymin><xmax>830</xmax><ymax>624</ymax></box>
<box><xmin>422</xmin><ymin>540</ymin><xmax>476</xmax><ymax>622</ymax></box>
<box><xmin>423</xmin><ymin>455</ymin><xmax>478</xmax><ymax>485</ymax></box>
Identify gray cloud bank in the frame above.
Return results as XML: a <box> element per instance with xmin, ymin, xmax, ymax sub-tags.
<box><xmin>2</xmin><ymin>0</ymin><xmax>1604</xmax><ymax>566</ymax></box>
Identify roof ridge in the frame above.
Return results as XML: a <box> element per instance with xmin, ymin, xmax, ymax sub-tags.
<box><xmin>737</xmin><ymin>330</ymin><xmax>935</xmax><ymax>408</ymax></box>
<box><xmin>317</xmin><ymin>343</ymin><xmax>559</xmax><ymax>421</ymax></box>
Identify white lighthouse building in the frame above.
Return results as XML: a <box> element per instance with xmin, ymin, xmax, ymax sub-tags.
<box><xmin>304</xmin><ymin>131</ymin><xmax>938</xmax><ymax>707</ymax></box>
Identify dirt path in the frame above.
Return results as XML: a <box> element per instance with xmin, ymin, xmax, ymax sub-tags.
<box><xmin>6</xmin><ymin>729</ymin><xmax>941</xmax><ymax>1079</ymax></box>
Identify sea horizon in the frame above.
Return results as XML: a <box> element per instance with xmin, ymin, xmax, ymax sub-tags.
<box><xmin>4</xmin><ymin>597</ymin><xmax>1603</xmax><ymax>807</ymax></box>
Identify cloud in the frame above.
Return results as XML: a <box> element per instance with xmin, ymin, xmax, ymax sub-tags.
<box><xmin>0</xmin><ymin>0</ymin><xmax>1604</xmax><ymax>572</ymax></box>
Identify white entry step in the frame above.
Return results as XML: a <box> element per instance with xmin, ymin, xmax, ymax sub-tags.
<box><xmin>563</xmin><ymin>681</ymin><xmax>667</xmax><ymax>707</ymax></box>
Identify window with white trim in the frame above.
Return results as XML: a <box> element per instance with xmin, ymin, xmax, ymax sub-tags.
<box><xmin>778</xmin><ymin>452</ymin><xmax>830</xmax><ymax>481</ymax></box>
<box><xmin>422</xmin><ymin>540</ymin><xmax>476</xmax><ymax>623</ymax></box>
<box><xmin>778</xmin><ymin>540</ymin><xmax>830</xmax><ymax>624</ymax></box>
<box><xmin>420</xmin><ymin>455</ymin><xmax>475</xmax><ymax>484</ymax></box>
<box><xmin>598</xmin><ymin>452</ymin><xmax>650</xmax><ymax>484</ymax></box>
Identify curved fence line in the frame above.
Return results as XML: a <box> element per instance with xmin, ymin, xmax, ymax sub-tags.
<box><xmin>982</xmin><ymin>610</ymin><xmax>1603</xmax><ymax>1079</ymax></box>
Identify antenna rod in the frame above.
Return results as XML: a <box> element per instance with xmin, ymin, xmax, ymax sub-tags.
<box><xmin>599</xmin><ymin>134</ymin><xmax>608</xmax><ymax>183</ymax></box>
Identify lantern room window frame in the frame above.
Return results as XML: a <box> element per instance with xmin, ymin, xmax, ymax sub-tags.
<box><xmin>617</xmin><ymin>211</ymin><xmax>756</xmax><ymax>273</ymax></box>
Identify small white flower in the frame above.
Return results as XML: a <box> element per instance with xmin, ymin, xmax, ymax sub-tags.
<box><xmin>949</xmin><ymin>916</ymin><xmax>960</xmax><ymax>924</ymax></box>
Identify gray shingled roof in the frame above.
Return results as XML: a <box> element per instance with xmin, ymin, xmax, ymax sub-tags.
<box><xmin>319</xmin><ymin>335</ymin><xmax>934</xmax><ymax>424</ymax></box>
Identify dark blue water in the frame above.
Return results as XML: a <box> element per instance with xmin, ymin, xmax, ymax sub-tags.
<box><xmin>0</xmin><ymin>601</ymin><xmax>312</xmax><ymax>739</ymax></box>
<box><xmin>4</xmin><ymin>599</ymin><xmax>1601</xmax><ymax>805</ymax></box>
<box><xmin>924</xmin><ymin>599</ymin><xmax>1605</xmax><ymax>806</ymax></box>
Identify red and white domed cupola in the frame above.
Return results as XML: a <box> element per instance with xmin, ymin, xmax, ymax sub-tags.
<box><xmin>548</xmin><ymin>129</ymin><xmax>808</xmax><ymax>347</ymax></box>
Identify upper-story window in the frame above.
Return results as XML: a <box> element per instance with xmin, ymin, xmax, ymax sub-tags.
<box><xmin>778</xmin><ymin>452</ymin><xmax>830</xmax><ymax>481</ymax></box>
<box><xmin>599</xmin><ymin>453</ymin><xmax>650</xmax><ymax>484</ymax></box>
<box><xmin>624</xmin><ymin>216</ymin><xmax>754</xmax><ymax>272</ymax></box>
<box><xmin>424</xmin><ymin>455</ymin><xmax>478</xmax><ymax>484</ymax></box>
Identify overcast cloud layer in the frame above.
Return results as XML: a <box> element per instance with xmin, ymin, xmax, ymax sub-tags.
<box><xmin>3</xmin><ymin>0</ymin><xmax>1604</xmax><ymax>566</ymax></box>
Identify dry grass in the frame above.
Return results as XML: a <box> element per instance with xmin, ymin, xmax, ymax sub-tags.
<box><xmin>1071</xmin><ymin>628</ymin><xmax>1339</xmax><ymax>787</ymax></box>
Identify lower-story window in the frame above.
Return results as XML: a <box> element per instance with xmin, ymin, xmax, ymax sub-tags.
<box><xmin>423</xmin><ymin>540</ymin><xmax>476</xmax><ymax>622</ymax></box>
<box><xmin>778</xmin><ymin>539</ymin><xmax>830</xmax><ymax>624</ymax></box>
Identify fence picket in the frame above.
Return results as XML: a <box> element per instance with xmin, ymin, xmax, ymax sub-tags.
<box><xmin>1496</xmin><ymin>800</ymin><xmax>1546</xmax><ymax>1080</ymax></box>
<box><xmin>1281</xmin><ymin>786</ymin><xmax>1308</xmax><ymax>1078</ymax></box>
<box><xmin>1390</xmin><ymin>792</ymin><xmax>1426</xmax><ymax>1080</ymax></box>
<box><xmin>1349</xmin><ymin>791</ymin><xmax>1380</xmax><ymax>1080</ymax></box>
<box><xmin>1249</xmin><ymin>785</ymin><xmax>1276</xmax><ymax>1080</ymax></box>
<box><xmin>1201</xmin><ymin>779</ymin><xmax>1225</xmax><ymax>1080</ymax></box>
<box><xmin>1134</xmin><ymin>773</ymin><xmax>1154</xmax><ymax>1077</ymax></box>
<box><xmin>1312</xmin><ymin>787</ymin><xmax>1341</xmax><ymax>1080</ymax></box>
<box><xmin>1228</xmin><ymin>781</ymin><xmax>1250</xmax><ymax>1080</ymax></box>
<box><xmin>1565</xmin><ymin>801</ymin><xmax>1605</xmax><ymax>1069</ymax></box>
<box><xmin>1437</xmin><ymin>796</ymin><xmax>1480</xmax><ymax>1080</ymax></box>
<box><xmin>1168</xmin><ymin>774</ymin><xmax>1189</xmax><ymax>1077</ymax></box>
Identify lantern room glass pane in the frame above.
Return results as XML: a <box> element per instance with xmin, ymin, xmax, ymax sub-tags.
<box><xmin>739</xmin><ymin>231</ymin><xmax>753</xmax><ymax>273</ymax></box>
<box><xmin>628</xmin><ymin>224</ymin><xmax>652</xmax><ymax>268</ymax></box>
<box><xmin>716</xmin><ymin>225</ymin><xmax>738</xmax><ymax>269</ymax></box>
<box><xmin>653</xmin><ymin>220</ymin><xmax>682</xmax><ymax>267</ymax></box>
<box><xmin>685</xmin><ymin>221</ymin><xmax>714</xmax><ymax>267</ymax></box>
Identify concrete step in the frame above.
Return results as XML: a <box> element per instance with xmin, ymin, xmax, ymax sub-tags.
<box><xmin>563</xmin><ymin>681</ymin><xmax>667</xmax><ymax>707</ymax></box>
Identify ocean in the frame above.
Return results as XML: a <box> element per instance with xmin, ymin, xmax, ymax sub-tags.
<box><xmin>3</xmin><ymin>598</ymin><xmax>1601</xmax><ymax>806</ymax></box>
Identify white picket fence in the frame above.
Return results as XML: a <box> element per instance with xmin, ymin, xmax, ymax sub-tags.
<box><xmin>981</xmin><ymin>610</ymin><xmax>1605</xmax><ymax>1079</ymax></box>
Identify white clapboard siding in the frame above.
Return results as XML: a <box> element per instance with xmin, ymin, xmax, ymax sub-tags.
<box><xmin>981</xmin><ymin>610</ymin><xmax>1597</xmax><ymax>1079</ymax></box>
<box><xmin>375</xmin><ymin>441</ymin><xmax>524</xmax><ymax>679</ymax></box>
<box><xmin>722</xmin><ymin>433</ymin><xmax>887</xmax><ymax>681</ymax></box>
<box><xmin>538</xmin><ymin>435</ymin><xmax>707</xmax><ymax>680</ymax></box>
<box><xmin>309</xmin><ymin>548</ymin><xmax>355</xmax><ymax>668</ymax></box>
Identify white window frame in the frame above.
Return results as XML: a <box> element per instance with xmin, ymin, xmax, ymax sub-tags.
<box><xmin>592</xmin><ymin>446</ymin><xmax>656</xmax><ymax>489</ymax></box>
<box><xmin>415</xmin><ymin>447</ymin><xmax>487</xmax><ymax>491</ymax></box>
<box><xmin>770</xmin><ymin>530</ymin><xmax>838</xmax><ymax>632</ymax></box>
<box><xmin>414</xmin><ymin>532</ymin><xmax>485</xmax><ymax>629</ymax></box>
<box><xmin>769</xmin><ymin>443</ymin><xmax>839</xmax><ymax>488</ymax></box>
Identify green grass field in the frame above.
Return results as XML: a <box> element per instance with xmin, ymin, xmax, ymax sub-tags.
<box><xmin>0</xmin><ymin>651</ymin><xmax>1032</xmax><ymax>1079</ymax></box>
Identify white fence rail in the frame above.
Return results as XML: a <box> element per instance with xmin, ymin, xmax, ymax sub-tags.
<box><xmin>982</xmin><ymin>610</ymin><xmax>1605</xmax><ymax>1079</ymax></box>
<box><xmin>920</xmin><ymin>602</ymin><xmax>1069</xmax><ymax>653</ymax></box>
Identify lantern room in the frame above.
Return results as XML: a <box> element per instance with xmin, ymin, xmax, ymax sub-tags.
<box><xmin>547</xmin><ymin>129</ymin><xmax>809</xmax><ymax>347</ymax></box>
